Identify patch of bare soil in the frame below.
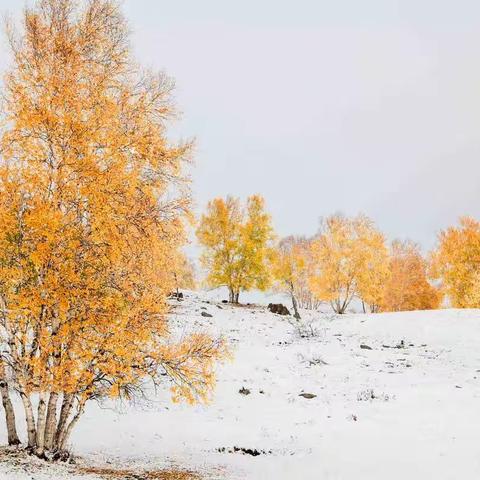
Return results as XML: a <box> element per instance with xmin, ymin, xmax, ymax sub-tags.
<box><xmin>78</xmin><ymin>466</ymin><xmax>202</xmax><ymax>480</ymax></box>
<box><xmin>0</xmin><ymin>446</ymin><xmax>206</xmax><ymax>480</ymax></box>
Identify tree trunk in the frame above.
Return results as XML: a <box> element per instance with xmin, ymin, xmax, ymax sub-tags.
<box><xmin>228</xmin><ymin>287</ymin><xmax>234</xmax><ymax>303</ymax></box>
<box><xmin>234</xmin><ymin>291</ymin><xmax>239</xmax><ymax>304</ymax></box>
<box><xmin>54</xmin><ymin>393</ymin><xmax>74</xmax><ymax>450</ymax></box>
<box><xmin>20</xmin><ymin>392</ymin><xmax>36</xmax><ymax>450</ymax></box>
<box><xmin>57</xmin><ymin>402</ymin><xmax>84</xmax><ymax>452</ymax></box>
<box><xmin>291</xmin><ymin>293</ymin><xmax>301</xmax><ymax>320</ymax></box>
<box><xmin>35</xmin><ymin>392</ymin><xmax>48</xmax><ymax>457</ymax></box>
<box><xmin>331</xmin><ymin>299</ymin><xmax>344</xmax><ymax>314</ymax></box>
<box><xmin>0</xmin><ymin>365</ymin><xmax>20</xmax><ymax>446</ymax></box>
<box><xmin>44</xmin><ymin>392</ymin><xmax>59</xmax><ymax>450</ymax></box>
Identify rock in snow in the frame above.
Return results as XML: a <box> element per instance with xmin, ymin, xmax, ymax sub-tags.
<box><xmin>239</xmin><ymin>386</ymin><xmax>251</xmax><ymax>396</ymax></box>
<box><xmin>267</xmin><ymin>303</ymin><xmax>291</xmax><ymax>315</ymax></box>
<box><xmin>299</xmin><ymin>393</ymin><xmax>317</xmax><ymax>399</ymax></box>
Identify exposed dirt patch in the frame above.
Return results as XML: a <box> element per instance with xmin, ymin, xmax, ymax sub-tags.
<box><xmin>78</xmin><ymin>466</ymin><xmax>202</xmax><ymax>479</ymax></box>
<box><xmin>0</xmin><ymin>447</ymin><xmax>203</xmax><ymax>480</ymax></box>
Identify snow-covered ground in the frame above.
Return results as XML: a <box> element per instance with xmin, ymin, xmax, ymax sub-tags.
<box><xmin>1</xmin><ymin>292</ymin><xmax>480</xmax><ymax>479</ymax></box>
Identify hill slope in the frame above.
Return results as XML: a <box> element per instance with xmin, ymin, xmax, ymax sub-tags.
<box><xmin>1</xmin><ymin>292</ymin><xmax>480</xmax><ymax>479</ymax></box>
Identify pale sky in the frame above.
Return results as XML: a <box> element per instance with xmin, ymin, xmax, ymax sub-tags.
<box><xmin>2</xmin><ymin>1</ymin><xmax>480</xmax><ymax>250</ymax></box>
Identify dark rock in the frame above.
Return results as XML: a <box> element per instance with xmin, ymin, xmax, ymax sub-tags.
<box><xmin>218</xmin><ymin>446</ymin><xmax>268</xmax><ymax>456</ymax></box>
<box><xmin>52</xmin><ymin>450</ymin><xmax>71</xmax><ymax>462</ymax></box>
<box><xmin>169</xmin><ymin>291</ymin><xmax>184</xmax><ymax>299</ymax></box>
<box><xmin>222</xmin><ymin>300</ymin><xmax>228</xmax><ymax>304</ymax></box>
<box><xmin>267</xmin><ymin>303</ymin><xmax>291</xmax><ymax>315</ymax></box>
<box><xmin>239</xmin><ymin>387</ymin><xmax>251</xmax><ymax>395</ymax></box>
<box><xmin>360</xmin><ymin>344</ymin><xmax>373</xmax><ymax>350</ymax></box>
<box><xmin>217</xmin><ymin>305</ymin><xmax>223</xmax><ymax>309</ymax></box>
<box><xmin>201</xmin><ymin>311</ymin><xmax>213</xmax><ymax>318</ymax></box>
<box><xmin>239</xmin><ymin>447</ymin><xmax>261</xmax><ymax>456</ymax></box>
<box><xmin>299</xmin><ymin>392</ymin><xmax>317</xmax><ymax>399</ymax></box>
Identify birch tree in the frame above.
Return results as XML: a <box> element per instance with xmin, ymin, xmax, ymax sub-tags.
<box><xmin>271</xmin><ymin>236</ymin><xmax>307</xmax><ymax>319</ymax></box>
<box><xmin>197</xmin><ymin>195</ymin><xmax>275</xmax><ymax>303</ymax></box>
<box><xmin>0</xmin><ymin>0</ymin><xmax>227</xmax><ymax>459</ymax></box>
<box><xmin>381</xmin><ymin>240</ymin><xmax>441</xmax><ymax>311</ymax></box>
<box><xmin>309</xmin><ymin>214</ymin><xmax>388</xmax><ymax>314</ymax></box>
<box><xmin>430</xmin><ymin>217</ymin><xmax>479</xmax><ymax>308</ymax></box>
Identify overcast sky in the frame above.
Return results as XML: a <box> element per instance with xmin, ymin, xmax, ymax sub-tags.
<box><xmin>2</xmin><ymin>1</ymin><xmax>480</xmax><ymax>250</ymax></box>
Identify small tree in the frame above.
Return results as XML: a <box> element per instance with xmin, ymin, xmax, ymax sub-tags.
<box><xmin>271</xmin><ymin>237</ymin><xmax>307</xmax><ymax>319</ymax></box>
<box><xmin>197</xmin><ymin>195</ymin><xmax>274</xmax><ymax>303</ymax></box>
<box><xmin>430</xmin><ymin>217</ymin><xmax>480</xmax><ymax>308</ymax></box>
<box><xmin>172</xmin><ymin>254</ymin><xmax>197</xmax><ymax>296</ymax></box>
<box><xmin>309</xmin><ymin>214</ymin><xmax>388</xmax><ymax>314</ymax></box>
<box><xmin>381</xmin><ymin>240</ymin><xmax>441</xmax><ymax>311</ymax></box>
<box><xmin>356</xmin><ymin>221</ymin><xmax>390</xmax><ymax>313</ymax></box>
<box><xmin>292</xmin><ymin>238</ymin><xmax>322</xmax><ymax>310</ymax></box>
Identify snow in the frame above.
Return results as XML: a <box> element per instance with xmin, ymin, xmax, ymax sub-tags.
<box><xmin>2</xmin><ymin>292</ymin><xmax>480</xmax><ymax>479</ymax></box>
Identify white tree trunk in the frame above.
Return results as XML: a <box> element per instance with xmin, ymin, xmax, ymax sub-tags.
<box><xmin>56</xmin><ymin>397</ymin><xmax>85</xmax><ymax>454</ymax></box>
<box><xmin>0</xmin><ymin>364</ymin><xmax>20</xmax><ymax>446</ymax></box>
<box><xmin>44</xmin><ymin>392</ymin><xmax>59</xmax><ymax>450</ymax></box>
<box><xmin>54</xmin><ymin>393</ymin><xmax>74</xmax><ymax>450</ymax></box>
<box><xmin>35</xmin><ymin>392</ymin><xmax>48</xmax><ymax>457</ymax></box>
<box><xmin>20</xmin><ymin>392</ymin><xmax>36</xmax><ymax>449</ymax></box>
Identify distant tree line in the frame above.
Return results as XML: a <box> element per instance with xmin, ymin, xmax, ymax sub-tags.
<box><xmin>197</xmin><ymin>196</ymin><xmax>479</xmax><ymax>315</ymax></box>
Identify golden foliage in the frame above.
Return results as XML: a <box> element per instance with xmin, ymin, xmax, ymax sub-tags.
<box><xmin>196</xmin><ymin>195</ymin><xmax>274</xmax><ymax>303</ymax></box>
<box><xmin>271</xmin><ymin>236</ymin><xmax>309</xmax><ymax>317</ymax></box>
<box><xmin>381</xmin><ymin>240</ymin><xmax>441</xmax><ymax>312</ymax></box>
<box><xmin>0</xmin><ymin>0</ymin><xmax>227</xmax><ymax>453</ymax></box>
<box><xmin>431</xmin><ymin>217</ymin><xmax>480</xmax><ymax>308</ymax></box>
<box><xmin>309</xmin><ymin>214</ymin><xmax>389</xmax><ymax>313</ymax></box>
<box><xmin>271</xmin><ymin>237</ymin><xmax>305</xmax><ymax>294</ymax></box>
<box><xmin>172</xmin><ymin>254</ymin><xmax>197</xmax><ymax>292</ymax></box>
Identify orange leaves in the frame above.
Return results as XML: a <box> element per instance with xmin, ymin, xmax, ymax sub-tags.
<box><xmin>431</xmin><ymin>217</ymin><xmax>480</xmax><ymax>308</ymax></box>
<box><xmin>307</xmin><ymin>215</ymin><xmax>441</xmax><ymax>313</ymax></box>
<box><xmin>309</xmin><ymin>214</ymin><xmax>389</xmax><ymax>313</ymax></box>
<box><xmin>381</xmin><ymin>240</ymin><xmax>441</xmax><ymax>312</ymax></box>
<box><xmin>0</xmin><ymin>0</ymin><xmax>224</xmax><ymax>412</ymax></box>
<box><xmin>272</xmin><ymin>237</ymin><xmax>306</xmax><ymax>288</ymax></box>
<box><xmin>160</xmin><ymin>334</ymin><xmax>230</xmax><ymax>405</ymax></box>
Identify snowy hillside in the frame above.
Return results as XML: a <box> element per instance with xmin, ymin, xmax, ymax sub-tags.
<box><xmin>1</xmin><ymin>292</ymin><xmax>480</xmax><ymax>479</ymax></box>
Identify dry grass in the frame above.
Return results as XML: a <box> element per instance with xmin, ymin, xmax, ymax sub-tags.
<box><xmin>78</xmin><ymin>465</ymin><xmax>203</xmax><ymax>480</ymax></box>
<box><xmin>0</xmin><ymin>447</ymin><xmax>206</xmax><ymax>480</ymax></box>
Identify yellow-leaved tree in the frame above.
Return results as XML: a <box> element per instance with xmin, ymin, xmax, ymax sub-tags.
<box><xmin>197</xmin><ymin>195</ymin><xmax>274</xmax><ymax>303</ymax></box>
<box><xmin>309</xmin><ymin>214</ymin><xmax>389</xmax><ymax>313</ymax></box>
<box><xmin>292</xmin><ymin>238</ymin><xmax>322</xmax><ymax>310</ymax></box>
<box><xmin>381</xmin><ymin>240</ymin><xmax>441</xmax><ymax>311</ymax></box>
<box><xmin>0</xmin><ymin>0</ymin><xmax>227</xmax><ymax>459</ymax></box>
<box><xmin>430</xmin><ymin>217</ymin><xmax>480</xmax><ymax>307</ymax></box>
<box><xmin>172</xmin><ymin>254</ymin><xmax>197</xmax><ymax>297</ymax></box>
<box><xmin>271</xmin><ymin>236</ymin><xmax>308</xmax><ymax>319</ymax></box>
<box><xmin>355</xmin><ymin>220</ymin><xmax>390</xmax><ymax>313</ymax></box>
